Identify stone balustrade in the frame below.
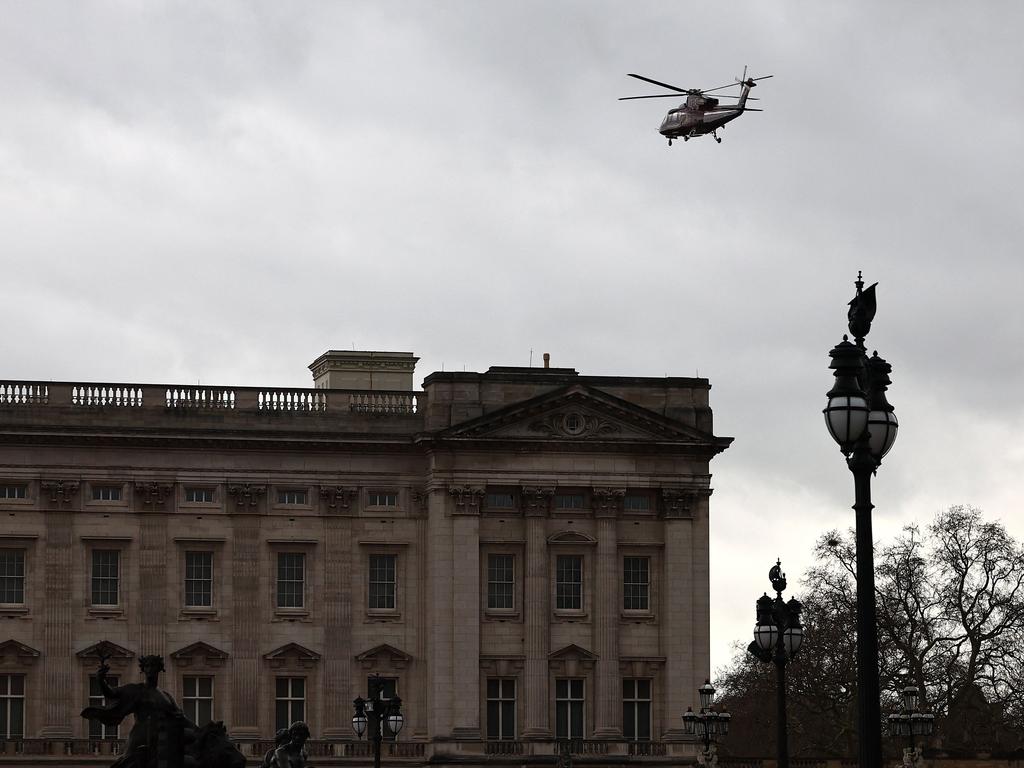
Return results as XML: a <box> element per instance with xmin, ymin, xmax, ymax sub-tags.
<box><xmin>0</xmin><ymin>381</ymin><xmax>422</xmax><ymax>416</ymax></box>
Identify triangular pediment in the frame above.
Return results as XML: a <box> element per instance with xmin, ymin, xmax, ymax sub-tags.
<box><xmin>170</xmin><ymin>641</ymin><xmax>228</xmax><ymax>661</ymax></box>
<box><xmin>355</xmin><ymin>643</ymin><xmax>412</xmax><ymax>664</ymax></box>
<box><xmin>76</xmin><ymin>640</ymin><xmax>134</xmax><ymax>661</ymax></box>
<box><xmin>548</xmin><ymin>644</ymin><xmax>598</xmax><ymax>661</ymax></box>
<box><xmin>263</xmin><ymin>642</ymin><xmax>320</xmax><ymax>662</ymax></box>
<box><xmin>0</xmin><ymin>639</ymin><xmax>41</xmax><ymax>662</ymax></box>
<box><xmin>433</xmin><ymin>384</ymin><xmax>728</xmax><ymax>449</ymax></box>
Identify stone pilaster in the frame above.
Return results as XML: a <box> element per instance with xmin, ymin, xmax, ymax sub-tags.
<box><xmin>230</xmin><ymin>511</ymin><xmax>262</xmax><ymax>738</ymax></box>
<box><xmin>426</xmin><ymin>488</ymin><xmax>454</xmax><ymax>737</ymax></box>
<box><xmin>520</xmin><ymin>487</ymin><xmax>552</xmax><ymax>739</ymax></box>
<box><xmin>592</xmin><ymin>489</ymin><xmax>624</xmax><ymax>738</ymax></box>
<box><xmin>137</xmin><ymin>513</ymin><xmax>168</xmax><ymax>656</ymax></box>
<box><xmin>319</xmin><ymin>515</ymin><xmax>353</xmax><ymax>737</ymax></box>
<box><xmin>40</xmin><ymin>505</ymin><xmax>74</xmax><ymax>737</ymax></box>
<box><xmin>660</xmin><ymin>488</ymin><xmax>697</xmax><ymax>740</ymax></box>
<box><xmin>449</xmin><ymin>486</ymin><xmax>483</xmax><ymax>739</ymax></box>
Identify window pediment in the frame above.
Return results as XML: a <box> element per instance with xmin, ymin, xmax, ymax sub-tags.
<box><xmin>263</xmin><ymin>642</ymin><xmax>320</xmax><ymax>670</ymax></box>
<box><xmin>355</xmin><ymin>643</ymin><xmax>412</xmax><ymax>671</ymax></box>
<box><xmin>548</xmin><ymin>531</ymin><xmax>596</xmax><ymax>545</ymax></box>
<box><xmin>0</xmin><ymin>639</ymin><xmax>40</xmax><ymax>667</ymax></box>
<box><xmin>76</xmin><ymin>640</ymin><xmax>134</xmax><ymax>669</ymax></box>
<box><xmin>170</xmin><ymin>641</ymin><xmax>228</xmax><ymax>669</ymax></box>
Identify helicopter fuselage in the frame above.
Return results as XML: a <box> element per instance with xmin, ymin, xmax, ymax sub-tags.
<box><xmin>659</xmin><ymin>106</ymin><xmax>744</xmax><ymax>139</ymax></box>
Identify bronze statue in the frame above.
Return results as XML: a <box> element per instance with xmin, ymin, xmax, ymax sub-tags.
<box><xmin>269</xmin><ymin>721</ymin><xmax>310</xmax><ymax>768</ymax></box>
<box><xmin>82</xmin><ymin>655</ymin><xmax>189</xmax><ymax>768</ymax></box>
<box><xmin>81</xmin><ymin>654</ymin><xmax>245</xmax><ymax>768</ymax></box>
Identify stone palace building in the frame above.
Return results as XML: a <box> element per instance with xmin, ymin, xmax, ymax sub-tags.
<box><xmin>0</xmin><ymin>351</ymin><xmax>731</xmax><ymax>766</ymax></box>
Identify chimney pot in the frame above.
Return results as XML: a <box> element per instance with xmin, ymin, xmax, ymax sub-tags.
<box><xmin>543</xmin><ymin>353</ymin><xmax>550</xmax><ymax>369</ymax></box>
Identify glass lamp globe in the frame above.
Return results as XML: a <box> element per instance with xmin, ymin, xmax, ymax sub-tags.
<box><xmin>867</xmin><ymin>408</ymin><xmax>898</xmax><ymax>459</ymax></box>
<box><xmin>754</xmin><ymin>622</ymin><xmax>779</xmax><ymax>653</ymax></box>
<box><xmin>352</xmin><ymin>713</ymin><xmax>367</xmax><ymax>737</ymax></box>
<box><xmin>784</xmin><ymin>625</ymin><xmax>804</xmax><ymax>656</ymax></box>
<box><xmin>698</xmin><ymin>681</ymin><xmax>716</xmax><ymax>711</ymax></box>
<box><xmin>682</xmin><ymin>707</ymin><xmax>697</xmax><ymax>736</ymax></box>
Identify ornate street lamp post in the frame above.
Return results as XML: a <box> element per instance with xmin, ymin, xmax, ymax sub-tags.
<box><xmin>887</xmin><ymin>686</ymin><xmax>935</xmax><ymax>768</ymax></box>
<box><xmin>682</xmin><ymin>680</ymin><xmax>731</xmax><ymax>768</ymax></box>
<box><xmin>824</xmin><ymin>272</ymin><xmax>898</xmax><ymax>768</ymax></box>
<box><xmin>747</xmin><ymin>560</ymin><xmax>803</xmax><ymax>768</ymax></box>
<box><xmin>352</xmin><ymin>675</ymin><xmax>404</xmax><ymax>768</ymax></box>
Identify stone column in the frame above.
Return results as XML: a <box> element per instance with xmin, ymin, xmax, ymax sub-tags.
<box><xmin>592</xmin><ymin>489</ymin><xmax>624</xmax><ymax>738</ymax></box>
<box><xmin>519</xmin><ymin>487</ymin><xmax>552</xmax><ymax>739</ymax></box>
<box><xmin>319</xmin><ymin>487</ymin><xmax>355</xmax><ymax>738</ymax></box>
<box><xmin>137</xmin><ymin>510</ymin><xmax>169</xmax><ymax>657</ymax></box>
<box><xmin>425</xmin><ymin>487</ymin><xmax>454</xmax><ymax>737</ymax></box>
<box><xmin>659</xmin><ymin>489</ymin><xmax>697</xmax><ymax>741</ymax></box>
<box><xmin>449</xmin><ymin>486</ymin><xmax>483</xmax><ymax>739</ymax></box>
<box><xmin>228</xmin><ymin>484</ymin><xmax>264</xmax><ymax>738</ymax></box>
<box><xmin>39</xmin><ymin>482</ymin><xmax>77</xmax><ymax>737</ymax></box>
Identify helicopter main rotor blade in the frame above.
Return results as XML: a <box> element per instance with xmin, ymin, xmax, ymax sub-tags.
<box><xmin>626</xmin><ymin>73</ymin><xmax>689</xmax><ymax>93</ymax></box>
<box><xmin>749</xmin><ymin>74</ymin><xmax>774</xmax><ymax>82</ymax></box>
<box><xmin>618</xmin><ymin>93</ymin><xmax>688</xmax><ymax>101</ymax></box>
<box><xmin>701</xmin><ymin>82</ymin><xmax>743</xmax><ymax>94</ymax></box>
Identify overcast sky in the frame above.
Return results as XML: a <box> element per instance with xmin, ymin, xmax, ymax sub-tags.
<box><xmin>2</xmin><ymin>1</ymin><xmax>1022</xmax><ymax>680</ymax></box>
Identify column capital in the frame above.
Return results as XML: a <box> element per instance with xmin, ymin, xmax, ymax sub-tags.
<box><xmin>521</xmin><ymin>486</ymin><xmax>554</xmax><ymax>517</ymax></box>
<box><xmin>448</xmin><ymin>485</ymin><xmax>485</xmax><ymax>515</ymax></box>
<box><xmin>592</xmin><ymin>487</ymin><xmax>626</xmax><ymax>518</ymax></box>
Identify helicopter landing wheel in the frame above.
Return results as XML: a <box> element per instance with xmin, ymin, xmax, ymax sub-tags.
<box><xmin>668</xmin><ymin>138</ymin><xmax>673</xmax><ymax>146</ymax></box>
<box><xmin>683</xmin><ymin>136</ymin><xmax>689</xmax><ymax>142</ymax></box>
<box><xmin>715</xmin><ymin>137</ymin><xmax>722</xmax><ymax>144</ymax></box>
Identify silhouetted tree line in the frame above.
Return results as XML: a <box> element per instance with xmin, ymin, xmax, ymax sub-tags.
<box><xmin>715</xmin><ymin>506</ymin><xmax>1024</xmax><ymax>759</ymax></box>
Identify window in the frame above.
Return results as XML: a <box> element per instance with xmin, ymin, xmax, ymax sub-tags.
<box><xmin>486</xmin><ymin>492</ymin><xmax>514</xmax><ymax>509</ymax></box>
<box><xmin>369</xmin><ymin>677</ymin><xmax>400</xmax><ymax>740</ymax></box>
<box><xmin>184</xmin><ymin>551</ymin><xmax>213</xmax><ymax>608</ymax></box>
<box><xmin>276</xmin><ymin>553</ymin><xmax>305</xmax><ymax>608</ymax></box>
<box><xmin>556</xmin><ymin>555</ymin><xmax>583</xmax><ymax>611</ymax></box>
<box><xmin>486</xmin><ymin>679</ymin><xmax>516</xmax><ymax>740</ymax></box>
<box><xmin>277</xmin><ymin>490</ymin><xmax>307</xmax><ymax>505</ymax></box>
<box><xmin>88</xmin><ymin>674</ymin><xmax>119</xmax><ymax>739</ymax></box>
<box><xmin>368</xmin><ymin>492</ymin><xmax>398</xmax><ymax>507</ymax></box>
<box><xmin>622</xmin><ymin>679</ymin><xmax>651</xmax><ymax>741</ymax></box>
<box><xmin>623</xmin><ymin>557</ymin><xmax>650</xmax><ymax>611</ymax></box>
<box><xmin>554</xmin><ymin>493</ymin><xmax>584</xmax><ymax>510</ymax></box>
<box><xmin>91</xmin><ymin>550</ymin><xmax>120</xmax><ymax>606</ymax></box>
<box><xmin>0</xmin><ymin>550</ymin><xmax>25</xmax><ymax>605</ymax></box>
<box><xmin>0</xmin><ymin>485</ymin><xmax>26</xmax><ymax>500</ymax></box>
<box><xmin>182</xmin><ymin>676</ymin><xmax>214</xmax><ymax>725</ymax></box>
<box><xmin>623</xmin><ymin>495</ymin><xmax>650</xmax><ymax>513</ymax></box>
<box><xmin>275</xmin><ymin>677</ymin><xmax>305</xmax><ymax>732</ymax></box>
<box><xmin>555</xmin><ymin>679</ymin><xmax>584</xmax><ymax>739</ymax></box>
<box><xmin>369</xmin><ymin>554</ymin><xmax>396</xmax><ymax>610</ymax></box>
<box><xmin>91</xmin><ymin>486</ymin><xmax>122</xmax><ymax>502</ymax></box>
<box><xmin>185</xmin><ymin>488</ymin><xmax>214</xmax><ymax>503</ymax></box>
<box><xmin>487</xmin><ymin>555</ymin><xmax>514</xmax><ymax>610</ymax></box>
<box><xmin>1</xmin><ymin>674</ymin><xmax>24</xmax><ymax>739</ymax></box>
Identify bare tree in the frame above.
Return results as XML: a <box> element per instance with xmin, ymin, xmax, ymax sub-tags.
<box><xmin>716</xmin><ymin>506</ymin><xmax>1024</xmax><ymax>758</ymax></box>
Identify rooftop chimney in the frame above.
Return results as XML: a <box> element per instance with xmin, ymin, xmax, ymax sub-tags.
<box><xmin>543</xmin><ymin>352</ymin><xmax>550</xmax><ymax>369</ymax></box>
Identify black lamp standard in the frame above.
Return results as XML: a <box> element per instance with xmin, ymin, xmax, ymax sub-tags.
<box><xmin>887</xmin><ymin>686</ymin><xmax>935</xmax><ymax>768</ymax></box>
<box><xmin>352</xmin><ymin>675</ymin><xmax>404</xmax><ymax>768</ymax></box>
<box><xmin>746</xmin><ymin>560</ymin><xmax>803</xmax><ymax>768</ymax></box>
<box><xmin>823</xmin><ymin>272</ymin><xmax>899</xmax><ymax>768</ymax></box>
<box><xmin>682</xmin><ymin>680</ymin><xmax>731</xmax><ymax>767</ymax></box>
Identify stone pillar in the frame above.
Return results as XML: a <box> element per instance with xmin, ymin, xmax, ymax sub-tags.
<box><xmin>426</xmin><ymin>488</ymin><xmax>454</xmax><ymax>737</ymax></box>
<box><xmin>228</xmin><ymin>484</ymin><xmax>264</xmax><ymax>738</ymax></box>
<box><xmin>592</xmin><ymin>489</ymin><xmax>624</xmax><ymax>738</ymax></box>
<box><xmin>449</xmin><ymin>486</ymin><xmax>483</xmax><ymax>739</ymax></box>
<box><xmin>319</xmin><ymin>487</ymin><xmax>355</xmax><ymax>738</ymax></box>
<box><xmin>40</xmin><ymin>484</ymin><xmax>77</xmax><ymax>737</ymax></box>
<box><xmin>138</xmin><ymin>513</ymin><xmax>168</xmax><ymax>657</ymax></box>
<box><xmin>520</xmin><ymin>487</ymin><xmax>552</xmax><ymax>739</ymax></box>
<box><xmin>659</xmin><ymin>489</ymin><xmax>697</xmax><ymax>740</ymax></box>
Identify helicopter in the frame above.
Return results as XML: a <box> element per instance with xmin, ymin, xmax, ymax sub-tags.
<box><xmin>620</xmin><ymin>67</ymin><xmax>773</xmax><ymax>145</ymax></box>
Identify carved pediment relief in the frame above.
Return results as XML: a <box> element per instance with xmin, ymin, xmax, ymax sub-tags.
<box><xmin>170</xmin><ymin>641</ymin><xmax>228</xmax><ymax>669</ymax></box>
<box><xmin>76</xmin><ymin>640</ymin><xmax>135</xmax><ymax>669</ymax></box>
<box><xmin>435</xmin><ymin>384</ymin><xmax>723</xmax><ymax>447</ymax></box>
<box><xmin>263</xmin><ymin>642</ymin><xmax>320</xmax><ymax>670</ymax></box>
<box><xmin>355</xmin><ymin>643</ymin><xmax>412</xmax><ymax>671</ymax></box>
<box><xmin>0</xmin><ymin>639</ymin><xmax>41</xmax><ymax>667</ymax></box>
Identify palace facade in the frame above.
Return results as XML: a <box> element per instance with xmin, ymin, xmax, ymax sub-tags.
<box><xmin>0</xmin><ymin>351</ymin><xmax>731</xmax><ymax>766</ymax></box>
